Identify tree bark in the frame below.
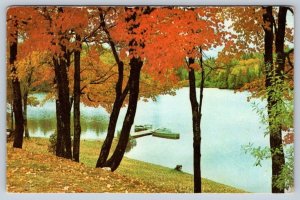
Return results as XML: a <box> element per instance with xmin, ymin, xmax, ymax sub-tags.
<box><xmin>53</xmin><ymin>49</ymin><xmax>72</xmax><ymax>159</ymax></box>
<box><xmin>98</xmin><ymin>7</ymin><xmax>151</xmax><ymax>171</ymax></box>
<box><xmin>272</xmin><ymin>6</ymin><xmax>287</xmax><ymax>193</ymax></box>
<box><xmin>198</xmin><ymin>49</ymin><xmax>205</xmax><ymax>192</ymax></box>
<box><xmin>10</xmin><ymin>29</ymin><xmax>24</xmax><ymax>149</ymax></box>
<box><xmin>96</xmin><ymin>10</ymin><xmax>130</xmax><ymax>168</ymax></box>
<box><xmin>262</xmin><ymin>6</ymin><xmax>285</xmax><ymax>193</ymax></box>
<box><xmin>103</xmin><ymin>57</ymin><xmax>143</xmax><ymax>171</ymax></box>
<box><xmin>73</xmin><ymin>35</ymin><xmax>82</xmax><ymax>162</ymax></box>
<box><xmin>55</xmin><ymin>99</ymin><xmax>65</xmax><ymax>156</ymax></box>
<box><xmin>188</xmin><ymin>57</ymin><xmax>202</xmax><ymax>193</ymax></box>
<box><xmin>95</xmin><ymin>82</ymin><xmax>129</xmax><ymax>167</ymax></box>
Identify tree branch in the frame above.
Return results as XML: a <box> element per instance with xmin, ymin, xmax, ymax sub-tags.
<box><xmin>287</xmin><ymin>7</ymin><xmax>294</xmax><ymax>15</ymax></box>
<box><xmin>90</xmin><ymin>72</ymin><xmax>118</xmax><ymax>85</ymax></box>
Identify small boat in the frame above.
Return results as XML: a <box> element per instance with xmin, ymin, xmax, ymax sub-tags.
<box><xmin>152</xmin><ymin>128</ymin><xmax>180</xmax><ymax>139</ymax></box>
<box><xmin>134</xmin><ymin>124</ymin><xmax>153</xmax><ymax>132</ymax></box>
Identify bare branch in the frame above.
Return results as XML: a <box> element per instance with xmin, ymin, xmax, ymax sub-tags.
<box><xmin>287</xmin><ymin>7</ymin><xmax>294</xmax><ymax>15</ymax></box>
<box><xmin>90</xmin><ymin>72</ymin><xmax>118</xmax><ymax>85</ymax></box>
<box><xmin>87</xmin><ymin>93</ymin><xmax>100</xmax><ymax>103</ymax></box>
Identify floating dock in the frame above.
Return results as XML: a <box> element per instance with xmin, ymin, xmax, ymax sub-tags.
<box><xmin>131</xmin><ymin>125</ymin><xmax>180</xmax><ymax>140</ymax></box>
<box><xmin>130</xmin><ymin>130</ymin><xmax>153</xmax><ymax>139</ymax></box>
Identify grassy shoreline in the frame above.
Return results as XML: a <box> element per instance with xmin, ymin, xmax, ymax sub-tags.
<box><xmin>7</xmin><ymin>137</ymin><xmax>246</xmax><ymax>193</ymax></box>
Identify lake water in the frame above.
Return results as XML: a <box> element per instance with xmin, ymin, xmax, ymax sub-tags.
<box><xmin>22</xmin><ymin>88</ymin><xmax>271</xmax><ymax>192</ymax></box>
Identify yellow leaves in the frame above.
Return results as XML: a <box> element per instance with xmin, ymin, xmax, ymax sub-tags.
<box><xmin>79</xmin><ymin>48</ymin><xmax>121</xmax><ymax>111</ymax></box>
<box><xmin>139</xmin><ymin>69</ymin><xmax>180</xmax><ymax>101</ymax></box>
<box><xmin>63</xmin><ymin>186</ymin><xmax>70</xmax><ymax>191</ymax></box>
<box><xmin>239</xmin><ymin>58</ymin><xmax>260</xmax><ymax>66</ymax></box>
<box><xmin>14</xmin><ymin>50</ymin><xmax>54</xmax><ymax>94</ymax></box>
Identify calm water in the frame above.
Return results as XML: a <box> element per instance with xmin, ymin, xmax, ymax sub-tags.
<box><xmin>21</xmin><ymin>88</ymin><xmax>271</xmax><ymax>192</ymax></box>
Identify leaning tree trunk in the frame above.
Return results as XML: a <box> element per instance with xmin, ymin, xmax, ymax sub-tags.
<box><xmin>103</xmin><ymin>57</ymin><xmax>143</xmax><ymax>171</ymax></box>
<box><xmin>262</xmin><ymin>6</ymin><xmax>285</xmax><ymax>193</ymax></box>
<box><xmin>96</xmin><ymin>84</ymin><xmax>129</xmax><ymax>167</ymax></box>
<box><xmin>99</xmin><ymin>6</ymin><xmax>152</xmax><ymax>171</ymax></box>
<box><xmin>53</xmin><ymin>52</ymin><xmax>72</xmax><ymax>159</ymax></box>
<box><xmin>96</xmin><ymin>11</ymin><xmax>129</xmax><ymax>167</ymax></box>
<box><xmin>73</xmin><ymin>37</ymin><xmax>82</xmax><ymax>162</ymax></box>
<box><xmin>10</xmin><ymin>30</ymin><xmax>24</xmax><ymax>149</ymax></box>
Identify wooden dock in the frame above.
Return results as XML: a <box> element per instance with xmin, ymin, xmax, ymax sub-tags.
<box><xmin>130</xmin><ymin>130</ymin><xmax>153</xmax><ymax>139</ymax></box>
<box><xmin>130</xmin><ymin>127</ymin><xmax>180</xmax><ymax>140</ymax></box>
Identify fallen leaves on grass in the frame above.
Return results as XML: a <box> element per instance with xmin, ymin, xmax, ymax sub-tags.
<box><xmin>6</xmin><ymin>141</ymin><xmax>171</xmax><ymax>193</ymax></box>
<box><xmin>6</xmin><ymin>138</ymin><xmax>246</xmax><ymax>193</ymax></box>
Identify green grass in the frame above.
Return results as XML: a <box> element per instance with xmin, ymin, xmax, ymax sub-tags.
<box><xmin>7</xmin><ymin>137</ymin><xmax>246</xmax><ymax>193</ymax></box>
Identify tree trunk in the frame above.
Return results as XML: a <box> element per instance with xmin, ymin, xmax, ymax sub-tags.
<box><xmin>53</xmin><ymin>52</ymin><xmax>72</xmax><ymax>159</ymax></box>
<box><xmin>55</xmin><ymin>99</ymin><xmax>65</xmax><ymax>156</ymax></box>
<box><xmin>188</xmin><ymin>57</ymin><xmax>201</xmax><ymax>193</ymax></box>
<box><xmin>96</xmin><ymin>61</ymin><xmax>129</xmax><ymax>168</ymax></box>
<box><xmin>272</xmin><ymin>6</ymin><xmax>287</xmax><ymax>193</ymax></box>
<box><xmin>23</xmin><ymin>91</ymin><xmax>29</xmax><ymax>138</ymax></box>
<box><xmin>103</xmin><ymin>57</ymin><xmax>143</xmax><ymax>171</ymax></box>
<box><xmin>262</xmin><ymin>6</ymin><xmax>285</xmax><ymax>193</ymax></box>
<box><xmin>10</xmin><ymin>30</ymin><xmax>24</xmax><ymax>149</ymax></box>
<box><xmin>73</xmin><ymin>37</ymin><xmax>81</xmax><ymax>162</ymax></box>
<box><xmin>98</xmin><ymin>7</ymin><xmax>151</xmax><ymax>171</ymax></box>
<box><xmin>198</xmin><ymin>49</ymin><xmax>205</xmax><ymax>192</ymax></box>
<box><xmin>96</xmin><ymin>92</ymin><xmax>126</xmax><ymax>167</ymax></box>
<box><xmin>96</xmin><ymin>10</ymin><xmax>130</xmax><ymax>168</ymax></box>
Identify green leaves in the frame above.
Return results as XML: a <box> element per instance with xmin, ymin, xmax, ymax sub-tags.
<box><xmin>243</xmin><ymin>143</ymin><xmax>271</xmax><ymax>167</ymax></box>
<box><xmin>274</xmin><ymin>146</ymin><xmax>294</xmax><ymax>190</ymax></box>
<box><xmin>243</xmin><ymin>143</ymin><xmax>294</xmax><ymax>190</ymax></box>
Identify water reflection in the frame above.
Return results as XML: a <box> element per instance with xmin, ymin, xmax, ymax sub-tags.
<box><xmin>7</xmin><ymin>109</ymin><xmax>109</xmax><ymax>139</ymax></box>
<box><xmin>28</xmin><ymin>118</ymin><xmax>56</xmax><ymax>135</ymax></box>
<box><xmin>80</xmin><ymin>116</ymin><xmax>108</xmax><ymax>136</ymax></box>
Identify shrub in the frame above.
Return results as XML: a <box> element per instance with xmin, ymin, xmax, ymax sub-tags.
<box><xmin>48</xmin><ymin>131</ymin><xmax>57</xmax><ymax>154</ymax></box>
